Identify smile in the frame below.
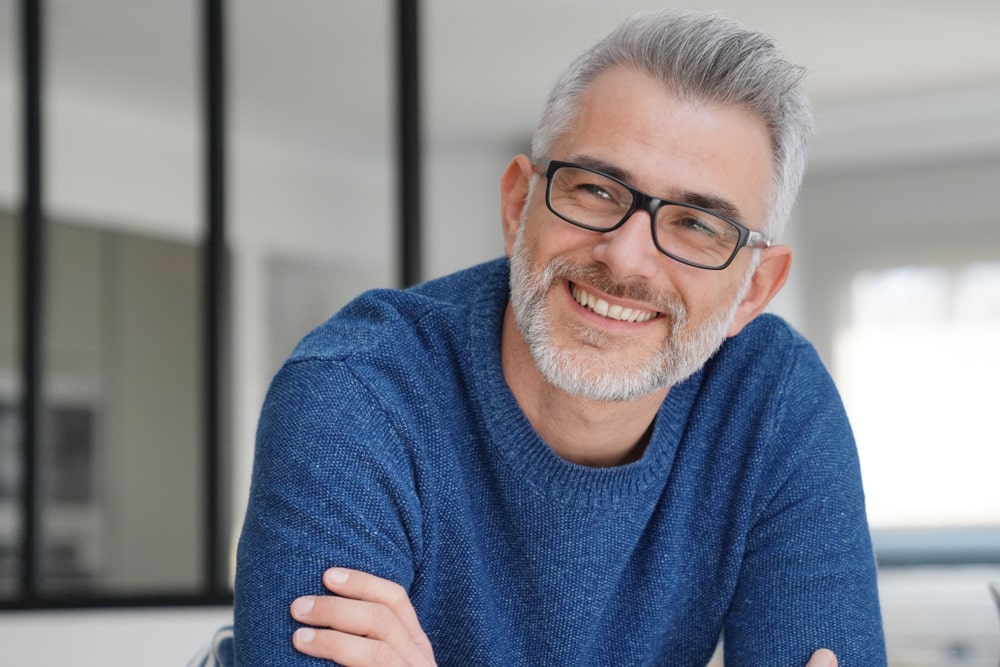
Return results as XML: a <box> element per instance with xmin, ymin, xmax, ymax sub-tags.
<box><xmin>570</xmin><ymin>283</ymin><xmax>660</xmax><ymax>323</ymax></box>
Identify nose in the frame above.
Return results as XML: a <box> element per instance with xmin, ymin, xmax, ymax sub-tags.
<box><xmin>590</xmin><ymin>209</ymin><xmax>661</xmax><ymax>281</ymax></box>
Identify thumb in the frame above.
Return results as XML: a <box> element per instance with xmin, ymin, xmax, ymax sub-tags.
<box><xmin>806</xmin><ymin>648</ymin><xmax>838</xmax><ymax>667</ymax></box>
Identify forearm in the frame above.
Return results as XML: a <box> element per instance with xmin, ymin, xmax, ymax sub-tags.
<box><xmin>234</xmin><ymin>359</ymin><xmax>423</xmax><ymax>664</ymax></box>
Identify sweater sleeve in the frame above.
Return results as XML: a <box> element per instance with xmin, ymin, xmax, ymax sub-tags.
<box><xmin>722</xmin><ymin>345</ymin><xmax>887</xmax><ymax>667</ymax></box>
<box><xmin>233</xmin><ymin>357</ymin><xmax>424</xmax><ymax>666</ymax></box>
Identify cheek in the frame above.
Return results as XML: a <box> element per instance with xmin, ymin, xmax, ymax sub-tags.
<box><xmin>517</xmin><ymin>220</ymin><xmax>572</xmax><ymax>268</ymax></box>
<box><xmin>670</xmin><ymin>274</ymin><xmax>741</xmax><ymax>320</ymax></box>
<box><xmin>540</xmin><ymin>220</ymin><xmax>624</xmax><ymax>268</ymax></box>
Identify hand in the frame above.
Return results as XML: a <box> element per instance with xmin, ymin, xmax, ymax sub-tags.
<box><xmin>290</xmin><ymin>567</ymin><xmax>436</xmax><ymax>667</ymax></box>
<box><xmin>806</xmin><ymin>648</ymin><xmax>838</xmax><ymax>667</ymax></box>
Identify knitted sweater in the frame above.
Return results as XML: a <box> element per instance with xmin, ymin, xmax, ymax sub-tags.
<box><xmin>234</xmin><ymin>258</ymin><xmax>886</xmax><ymax>666</ymax></box>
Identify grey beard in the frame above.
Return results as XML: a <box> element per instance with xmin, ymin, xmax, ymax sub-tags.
<box><xmin>508</xmin><ymin>225</ymin><xmax>746</xmax><ymax>402</ymax></box>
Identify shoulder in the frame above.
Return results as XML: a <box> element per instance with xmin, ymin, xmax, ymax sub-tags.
<box><xmin>710</xmin><ymin>313</ymin><xmax>832</xmax><ymax>398</ymax></box>
<box><xmin>697</xmin><ymin>313</ymin><xmax>854</xmax><ymax>469</ymax></box>
<box><xmin>722</xmin><ymin>312</ymin><xmax>812</xmax><ymax>358</ymax></box>
<box><xmin>259</xmin><ymin>258</ymin><xmax>508</xmax><ymax>447</ymax></box>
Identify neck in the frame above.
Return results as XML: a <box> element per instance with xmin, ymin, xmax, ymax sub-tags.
<box><xmin>501</xmin><ymin>304</ymin><xmax>667</xmax><ymax>467</ymax></box>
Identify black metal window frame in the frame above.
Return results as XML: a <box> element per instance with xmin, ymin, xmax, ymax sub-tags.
<box><xmin>3</xmin><ymin>0</ymin><xmax>422</xmax><ymax>610</ymax></box>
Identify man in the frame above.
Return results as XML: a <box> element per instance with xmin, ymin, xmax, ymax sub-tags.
<box><xmin>235</xmin><ymin>9</ymin><xmax>886</xmax><ymax>666</ymax></box>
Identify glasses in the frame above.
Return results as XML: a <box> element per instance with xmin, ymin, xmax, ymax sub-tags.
<box><xmin>542</xmin><ymin>160</ymin><xmax>771</xmax><ymax>270</ymax></box>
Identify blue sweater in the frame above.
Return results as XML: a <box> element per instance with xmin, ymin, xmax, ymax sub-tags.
<box><xmin>234</xmin><ymin>258</ymin><xmax>886</xmax><ymax>666</ymax></box>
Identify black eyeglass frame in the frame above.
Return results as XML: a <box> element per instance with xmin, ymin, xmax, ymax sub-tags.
<box><xmin>542</xmin><ymin>160</ymin><xmax>771</xmax><ymax>271</ymax></box>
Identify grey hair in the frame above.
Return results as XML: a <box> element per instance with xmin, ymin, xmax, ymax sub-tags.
<box><xmin>530</xmin><ymin>9</ymin><xmax>813</xmax><ymax>240</ymax></box>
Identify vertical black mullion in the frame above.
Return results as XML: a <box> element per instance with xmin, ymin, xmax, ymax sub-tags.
<box><xmin>396</xmin><ymin>0</ymin><xmax>422</xmax><ymax>287</ymax></box>
<box><xmin>19</xmin><ymin>0</ymin><xmax>45</xmax><ymax>602</ymax></box>
<box><xmin>202</xmin><ymin>0</ymin><xmax>226</xmax><ymax>595</ymax></box>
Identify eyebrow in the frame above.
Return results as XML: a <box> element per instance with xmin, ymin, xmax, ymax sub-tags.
<box><xmin>677</xmin><ymin>191</ymin><xmax>744</xmax><ymax>223</ymax></box>
<box><xmin>564</xmin><ymin>154</ymin><xmax>748</xmax><ymax>224</ymax></box>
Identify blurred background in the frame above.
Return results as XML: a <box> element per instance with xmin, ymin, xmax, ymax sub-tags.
<box><xmin>0</xmin><ymin>1</ymin><xmax>998</xmax><ymax>665</ymax></box>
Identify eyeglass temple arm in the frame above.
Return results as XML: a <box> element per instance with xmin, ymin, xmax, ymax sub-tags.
<box><xmin>746</xmin><ymin>230</ymin><xmax>771</xmax><ymax>249</ymax></box>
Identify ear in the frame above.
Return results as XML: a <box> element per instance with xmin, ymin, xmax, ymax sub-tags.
<box><xmin>500</xmin><ymin>155</ymin><xmax>535</xmax><ymax>258</ymax></box>
<box><xmin>726</xmin><ymin>245</ymin><xmax>793</xmax><ymax>337</ymax></box>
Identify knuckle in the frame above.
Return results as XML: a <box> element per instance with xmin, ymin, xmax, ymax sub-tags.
<box><xmin>384</xmin><ymin>581</ymin><xmax>408</xmax><ymax>607</ymax></box>
<box><xmin>314</xmin><ymin>594</ymin><xmax>346</xmax><ymax>620</ymax></box>
<box><xmin>369</xmin><ymin>639</ymin><xmax>398</xmax><ymax>666</ymax></box>
<box><xmin>368</xmin><ymin>602</ymin><xmax>396</xmax><ymax>630</ymax></box>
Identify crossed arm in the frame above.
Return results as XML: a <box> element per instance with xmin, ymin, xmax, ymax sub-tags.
<box><xmin>288</xmin><ymin>567</ymin><xmax>840</xmax><ymax>667</ymax></box>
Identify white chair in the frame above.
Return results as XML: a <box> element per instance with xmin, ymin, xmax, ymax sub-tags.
<box><xmin>187</xmin><ymin>625</ymin><xmax>234</xmax><ymax>667</ymax></box>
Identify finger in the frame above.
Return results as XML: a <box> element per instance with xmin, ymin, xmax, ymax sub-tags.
<box><xmin>322</xmin><ymin>568</ymin><xmax>431</xmax><ymax>647</ymax></box>
<box><xmin>805</xmin><ymin>648</ymin><xmax>838</xmax><ymax>667</ymax></box>
<box><xmin>293</xmin><ymin>626</ymin><xmax>408</xmax><ymax>667</ymax></box>
<box><xmin>290</xmin><ymin>594</ymin><xmax>415</xmax><ymax>651</ymax></box>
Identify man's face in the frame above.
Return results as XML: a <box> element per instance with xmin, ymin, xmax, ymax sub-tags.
<box><xmin>504</xmin><ymin>66</ymin><xmax>775</xmax><ymax>402</ymax></box>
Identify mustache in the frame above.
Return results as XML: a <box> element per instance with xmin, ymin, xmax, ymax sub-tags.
<box><xmin>544</xmin><ymin>257</ymin><xmax>687</xmax><ymax>324</ymax></box>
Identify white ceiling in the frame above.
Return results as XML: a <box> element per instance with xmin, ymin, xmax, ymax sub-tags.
<box><xmin>16</xmin><ymin>0</ymin><xmax>1000</xmax><ymax>155</ymax></box>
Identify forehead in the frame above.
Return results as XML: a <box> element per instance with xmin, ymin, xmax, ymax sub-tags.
<box><xmin>552</xmin><ymin>66</ymin><xmax>774</xmax><ymax>225</ymax></box>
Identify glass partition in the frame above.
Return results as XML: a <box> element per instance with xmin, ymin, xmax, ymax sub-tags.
<box><xmin>0</xmin><ymin>0</ymin><xmax>22</xmax><ymax>600</ymax></box>
<box><xmin>227</xmin><ymin>0</ymin><xmax>395</xmax><ymax>573</ymax></box>
<box><xmin>1</xmin><ymin>0</ymin><xmax>397</xmax><ymax>603</ymax></box>
<box><xmin>38</xmin><ymin>0</ymin><xmax>203</xmax><ymax>596</ymax></box>
<box><xmin>0</xmin><ymin>212</ymin><xmax>19</xmax><ymax>599</ymax></box>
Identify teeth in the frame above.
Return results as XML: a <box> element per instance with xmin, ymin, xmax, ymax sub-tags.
<box><xmin>571</xmin><ymin>285</ymin><xmax>657</xmax><ymax>323</ymax></box>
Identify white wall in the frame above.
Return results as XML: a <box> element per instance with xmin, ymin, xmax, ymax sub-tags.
<box><xmin>424</xmin><ymin>138</ymin><xmax>518</xmax><ymax>277</ymax></box>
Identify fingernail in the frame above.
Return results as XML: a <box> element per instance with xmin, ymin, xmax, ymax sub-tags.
<box><xmin>290</xmin><ymin>596</ymin><xmax>314</xmax><ymax>617</ymax></box>
<box><xmin>325</xmin><ymin>567</ymin><xmax>349</xmax><ymax>585</ymax></box>
<box><xmin>295</xmin><ymin>627</ymin><xmax>316</xmax><ymax>645</ymax></box>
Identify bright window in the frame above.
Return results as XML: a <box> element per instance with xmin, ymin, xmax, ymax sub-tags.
<box><xmin>834</xmin><ymin>262</ymin><xmax>1000</xmax><ymax>529</ymax></box>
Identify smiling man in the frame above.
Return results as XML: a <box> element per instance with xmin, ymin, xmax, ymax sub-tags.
<box><xmin>235</xmin><ymin>10</ymin><xmax>886</xmax><ymax>667</ymax></box>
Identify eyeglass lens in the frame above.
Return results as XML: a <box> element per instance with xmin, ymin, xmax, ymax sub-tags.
<box><xmin>548</xmin><ymin>165</ymin><xmax>740</xmax><ymax>268</ymax></box>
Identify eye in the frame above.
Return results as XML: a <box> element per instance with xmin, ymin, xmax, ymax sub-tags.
<box><xmin>579</xmin><ymin>182</ymin><xmax>615</xmax><ymax>201</ymax></box>
<box><xmin>552</xmin><ymin>166</ymin><xmax>630</xmax><ymax>212</ymax></box>
<box><xmin>676</xmin><ymin>214</ymin><xmax>718</xmax><ymax>237</ymax></box>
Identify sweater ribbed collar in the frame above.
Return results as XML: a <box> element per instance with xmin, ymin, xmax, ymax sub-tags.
<box><xmin>467</xmin><ymin>258</ymin><xmax>702</xmax><ymax>509</ymax></box>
